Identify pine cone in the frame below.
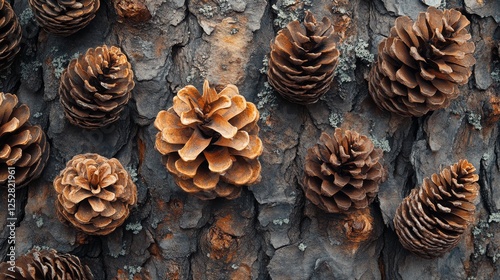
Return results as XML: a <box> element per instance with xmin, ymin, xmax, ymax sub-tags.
<box><xmin>53</xmin><ymin>153</ymin><xmax>137</xmax><ymax>235</ymax></box>
<box><xmin>303</xmin><ymin>128</ymin><xmax>384</xmax><ymax>213</ymax></box>
<box><xmin>28</xmin><ymin>0</ymin><xmax>100</xmax><ymax>36</ymax></box>
<box><xmin>0</xmin><ymin>248</ymin><xmax>93</xmax><ymax>279</ymax></box>
<box><xmin>154</xmin><ymin>80</ymin><xmax>263</xmax><ymax>200</ymax></box>
<box><xmin>267</xmin><ymin>11</ymin><xmax>340</xmax><ymax>104</ymax></box>
<box><xmin>393</xmin><ymin>159</ymin><xmax>479</xmax><ymax>259</ymax></box>
<box><xmin>0</xmin><ymin>93</ymin><xmax>50</xmax><ymax>188</ymax></box>
<box><xmin>368</xmin><ymin>7</ymin><xmax>475</xmax><ymax>117</ymax></box>
<box><xmin>0</xmin><ymin>0</ymin><xmax>21</xmax><ymax>71</ymax></box>
<box><xmin>59</xmin><ymin>45</ymin><xmax>135</xmax><ymax>129</ymax></box>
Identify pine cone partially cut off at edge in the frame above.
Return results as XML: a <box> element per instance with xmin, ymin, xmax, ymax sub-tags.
<box><xmin>28</xmin><ymin>0</ymin><xmax>100</xmax><ymax>36</ymax></box>
<box><xmin>368</xmin><ymin>7</ymin><xmax>475</xmax><ymax>117</ymax></box>
<box><xmin>267</xmin><ymin>11</ymin><xmax>340</xmax><ymax>105</ymax></box>
<box><xmin>0</xmin><ymin>248</ymin><xmax>93</xmax><ymax>279</ymax></box>
<box><xmin>303</xmin><ymin>128</ymin><xmax>385</xmax><ymax>213</ymax></box>
<box><xmin>54</xmin><ymin>153</ymin><xmax>137</xmax><ymax>235</ymax></box>
<box><xmin>154</xmin><ymin>80</ymin><xmax>263</xmax><ymax>200</ymax></box>
<box><xmin>393</xmin><ymin>159</ymin><xmax>479</xmax><ymax>259</ymax></box>
<box><xmin>0</xmin><ymin>0</ymin><xmax>22</xmax><ymax>71</ymax></box>
<box><xmin>59</xmin><ymin>45</ymin><xmax>135</xmax><ymax>129</ymax></box>
<box><xmin>0</xmin><ymin>93</ymin><xmax>50</xmax><ymax>188</ymax></box>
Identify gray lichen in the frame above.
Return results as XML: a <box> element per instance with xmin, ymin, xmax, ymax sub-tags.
<box><xmin>298</xmin><ymin>242</ymin><xmax>307</xmax><ymax>251</ymax></box>
<box><xmin>21</xmin><ymin>61</ymin><xmax>42</xmax><ymax>81</ymax></box>
<box><xmin>126</xmin><ymin>166</ymin><xmax>139</xmax><ymax>183</ymax></box>
<box><xmin>32</xmin><ymin>214</ymin><xmax>44</xmax><ymax>228</ymax></box>
<box><xmin>123</xmin><ymin>265</ymin><xmax>142</xmax><ymax>280</ymax></box>
<box><xmin>491</xmin><ymin>68</ymin><xmax>500</xmax><ymax>83</ymax></box>
<box><xmin>217</xmin><ymin>0</ymin><xmax>232</xmax><ymax>14</ymax></box>
<box><xmin>467</xmin><ymin>112</ymin><xmax>482</xmax><ymax>131</ymax></box>
<box><xmin>272</xmin><ymin>218</ymin><xmax>290</xmax><ymax>226</ymax></box>
<box><xmin>488</xmin><ymin>212</ymin><xmax>500</xmax><ymax>223</ymax></box>
<box><xmin>272</xmin><ymin>0</ymin><xmax>312</xmax><ymax>29</ymax></box>
<box><xmin>125</xmin><ymin>222</ymin><xmax>143</xmax><ymax>234</ymax></box>
<box><xmin>369</xmin><ymin>136</ymin><xmax>391</xmax><ymax>152</ymax></box>
<box><xmin>52</xmin><ymin>53</ymin><xmax>78</xmax><ymax>79</ymax></box>
<box><xmin>19</xmin><ymin>8</ymin><xmax>34</xmax><ymax>26</ymax></box>
<box><xmin>33</xmin><ymin>112</ymin><xmax>43</xmax><ymax>118</ymax></box>
<box><xmin>328</xmin><ymin>112</ymin><xmax>343</xmax><ymax>128</ymax></box>
<box><xmin>335</xmin><ymin>39</ymin><xmax>374</xmax><ymax>84</ymax></box>
<box><xmin>256</xmin><ymin>82</ymin><xmax>278</xmax><ymax>122</ymax></box>
<box><xmin>199</xmin><ymin>5</ymin><xmax>215</xmax><ymax>18</ymax></box>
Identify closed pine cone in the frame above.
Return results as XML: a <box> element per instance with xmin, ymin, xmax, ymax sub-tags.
<box><xmin>0</xmin><ymin>93</ymin><xmax>50</xmax><ymax>188</ymax></box>
<box><xmin>368</xmin><ymin>7</ymin><xmax>475</xmax><ymax>117</ymax></box>
<box><xmin>0</xmin><ymin>248</ymin><xmax>93</xmax><ymax>279</ymax></box>
<box><xmin>303</xmin><ymin>128</ymin><xmax>384</xmax><ymax>213</ymax></box>
<box><xmin>28</xmin><ymin>0</ymin><xmax>100</xmax><ymax>36</ymax></box>
<box><xmin>393</xmin><ymin>159</ymin><xmax>479</xmax><ymax>259</ymax></box>
<box><xmin>154</xmin><ymin>80</ymin><xmax>263</xmax><ymax>200</ymax></box>
<box><xmin>59</xmin><ymin>45</ymin><xmax>135</xmax><ymax>129</ymax></box>
<box><xmin>267</xmin><ymin>11</ymin><xmax>340</xmax><ymax>104</ymax></box>
<box><xmin>0</xmin><ymin>0</ymin><xmax>22</xmax><ymax>71</ymax></box>
<box><xmin>53</xmin><ymin>153</ymin><xmax>137</xmax><ymax>235</ymax></box>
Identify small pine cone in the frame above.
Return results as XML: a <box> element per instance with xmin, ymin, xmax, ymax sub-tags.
<box><xmin>28</xmin><ymin>0</ymin><xmax>100</xmax><ymax>36</ymax></box>
<box><xmin>0</xmin><ymin>0</ymin><xmax>22</xmax><ymax>71</ymax></box>
<box><xmin>54</xmin><ymin>153</ymin><xmax>137</xmax><ymax>235</ymax></box>
<box><xmin>154</xmin><ymin>80</ymin><xmax>263</xmax><ymax>200</ymax></box>
<box><xmin>0</xmin><ymin>93</ymin><xmax>50</xmax><ymax>188</ymax></box>
<box><xmin>368</xmin><ymin>7</ymin><xmax>475</xmax><ymax>117</ymax></box>
<box><xmin>267</xmin><ymin>11</ymin><xmax>340</xmax><ymax>104</ymax></box>
<box><xmin>303</xmin><ymin>128</ymin><xmax>384</xmax><ymax>213</ymax></box>
<box><xmin>393</xmin><ymin>159</ymin><xmax>479</xmax><ymax>259</ymax></box>
<box><xmin>0</xmin><ymin>248</ymin><xmax>93</xmax><ymax>279</ymax></box>
<box><xmin>59</xmin><ymin>45</ymin><xmax>135</xmax><ymax>129</ymax></box>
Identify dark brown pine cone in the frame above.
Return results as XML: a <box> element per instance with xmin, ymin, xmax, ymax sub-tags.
<box><xmin>368</xmin><ymin>7</ymin><xmax>475</xmax><ymax>117</ymax></box>
<box><xmin>0</xmin><ymin>93</ymin><xmax>50</xmax><ymax>188</ymax></box>
<box><xmin>393</xmin><ymin>159</ymin><xmax>479</xmax><ymax>259</ymax></box>
<box><xmin>0</xmin><ymin>248</ymin><xmax>93</xmax><ymax>279</ymax></box>
<box><xmin>154</xmin><ymin>80</ymin><xmax>263</xmax><ymax>200</ymax></box>
<box><xmin>303</xmin><ymin>128</ymin><xmax>385</xmax><ymax>213</ymax></box>
<box><xmin>59</xmin><ymin>45</ymin><xmax>135</xmax><ymax>129</ymax></box>
<box><xmin>0</xmin><ymin>0</ymin><xmax>21</xmax><ymax>71</ymax></box>
<box><xmin>53</xmin><ymin>153</ymin><xmax>137</xmax><ymax>235</ymax></box>
<box><xmin>28</xmin><ymin>0</ymin><xmax>100</xmax><ymax>36</ymax></box>
<box><xmin>267</xmin><ymin>11</ymin><xmax>340</xmax><ymax>104</ymax></box>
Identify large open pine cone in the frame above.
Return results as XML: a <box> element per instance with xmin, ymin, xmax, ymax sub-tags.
<box><xmin>267</xmin><ymin>11</ymin><xmax>340</xmax><ymax>104</ymax></box>
<box><xmin>154</xmin><ymin>80</ymin><xmax>263</xmax><ymax>200</ymax></box>
<box><xmin>0</xmin><ymin>248</ymin><xmax>93</xmax><ymax>279</ymax></box>
<box><xmin>393</xmin><ymin>159</ymin><xmax>479</xmax><ymax>259</ymax></box>
<box><xmin>59</xmin><ymin>45</ymin><xmax>135</xmax><ymax>129</ymax></box>
<box><xmin>303</xmin><ymin>128</ymin><xmax>384</xmax><ymax>213</ymax></box>
<box><xmin>368</xmin><ymin>7</ymin><xmax>475</xmax><ymax>117</ymax></box>
<box><xmin>0</xmin><ymin>0</ymin><xmax>22</xmax><ymax>71</ymax></box>
<box><xmin>28</xmin><ymin>0</ymin><xmax>100</xmax><ymax>36</ymax></box>
<box><xmin>0</xmin><ymin>93</ymin><xmax>50</xmax><ymax>188</ymax></box>
<box><xmin>54</xmin><ymin>153</ymin><xmax>137</xmax><ymax>235</ymax></box>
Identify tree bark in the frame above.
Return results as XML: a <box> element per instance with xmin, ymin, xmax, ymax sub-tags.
<box><xmin>1</xmin><ymin>0</ymin><xmax>500</xmax><ymax>279</ymax></box>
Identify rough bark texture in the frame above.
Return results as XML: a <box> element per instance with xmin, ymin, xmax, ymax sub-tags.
<box><xmin>1</xmin><ymin>0</ymin><xmax>500</xmax><ymax>279</ymax></box>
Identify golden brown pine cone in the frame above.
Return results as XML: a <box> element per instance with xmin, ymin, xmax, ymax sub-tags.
<box><xmin>303</xmin><ymin>128</ymin><xmax>385</xmax><ymax>213</ymax></box>
<box><xmin>0</xmin><ymin>248</ymin><xmax>93</xmax><ymax>279</ymax></box>
<box><xmin>53</xmin><ymin>153</ymin><xmax>137</xmax><ymax>235</ymax></box>
<box><xmin>393</xmin><ymin>159</ymin><xmax>479</xmax><ymax>259</ymax></box>
<box><xmin>368</xmin><ymin>7</ymin><xmax>475</xmax><ymax>117</ymax></box>
<box><xmin>0</xmin><ymin>93</ymin><xmax>50</xmax><ymax>188</ymax></box>
<box><xmin>154</xmin><ymin>80</ymin><xmax>263</xmax><ymax>200</ymax></box>
<box><xmin>59</xmin><ymin>45</ymin><xmax>135</xmax><ymax>129</ymax></box>
<box><xmin>28</xmin><ymin>0</ymin><xmax>100</xmax><ymax>36</ymax></box>
<box><xmin>0</xmin><ymin>0</ymin><xmax>22</xmax><ymax>71</ymax></box>
<box><xmin>267</xmin><ymin>11</ymin><xmax>340</xmax><ymax>105</ymax></box>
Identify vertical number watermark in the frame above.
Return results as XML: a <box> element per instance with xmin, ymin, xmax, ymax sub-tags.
<box><xmin>6</xmin><ymin>167</ymin><xmax>16</xmax><ymax>271</ymax></box>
